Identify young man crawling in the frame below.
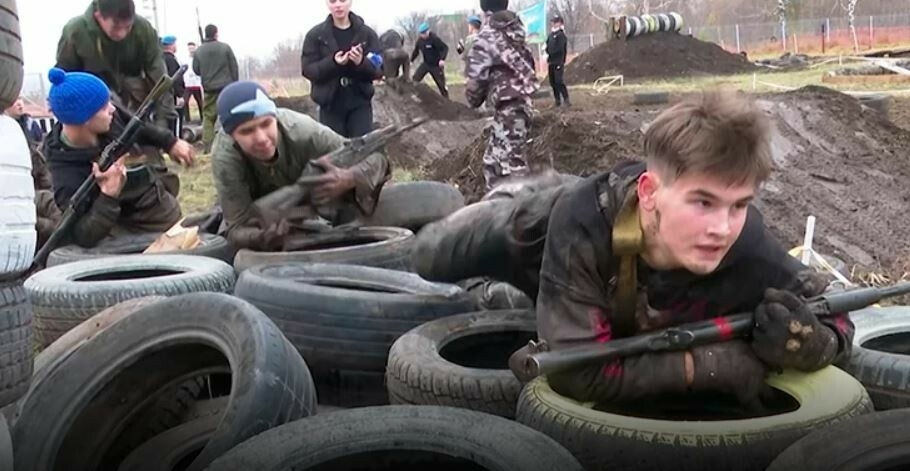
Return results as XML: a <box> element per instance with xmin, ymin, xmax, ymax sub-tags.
<box><xmin>413</xmin><ymin>91</ymin><xmax>854</xmax><ymax>407</ymax></box>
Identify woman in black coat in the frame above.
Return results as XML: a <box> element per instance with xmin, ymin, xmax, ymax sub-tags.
<box><xmin>301</xmin><ymin>0</ymin><xmax>382</xmax><ymax>138</ymax></box>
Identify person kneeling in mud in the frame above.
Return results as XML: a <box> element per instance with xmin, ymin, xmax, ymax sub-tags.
<box><xmin>211</xmin><ymin>81</ymin><xmax>390</xmax><ymax>251</ymax></box>
<box><xmin>42</xmin><ymin>68</ymin><xmax>196</xmax><ymax>249</ymax></box>
<box><xmin>413</xmin><ymin>91</ymin><xmax>854</xmax><ymax>408</ymax></box>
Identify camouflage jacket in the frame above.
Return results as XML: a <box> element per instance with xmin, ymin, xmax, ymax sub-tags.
<box><xmin>465</xmin><ymin>11</ymin><xmax>539</xmax><ymax>110</ymax></box>
<box><xmin>537</xmin><ymin>161</ymin><xmax>855</xmax><ymax>403</ymax></box>
<box><xmin>212</xmin><ymin>109</ymin><xmax>390</xmax><ymax>249</ymax></box>
<box><xmin>56</xmin><ymin>3</ymin><xmax>174</xmax><ymax>127</ymax></box>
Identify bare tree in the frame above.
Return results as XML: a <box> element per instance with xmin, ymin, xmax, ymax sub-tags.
<box><xmin>395</xmin><ymin>11</ymin><xmax>432</xmax><ymax>45</ymax></box>
<box><xmin>841</xmin><ymin>0</ymin><xmax>861</xmax><ymax>52</ymax></box>
<box><xmin>549</xmin><ymin>0</ymin><xmax>588</xmax><ymax>51</ymax></box>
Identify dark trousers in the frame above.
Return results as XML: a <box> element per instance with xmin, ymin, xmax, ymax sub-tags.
<box><xmin>413</xmin><ymin>63</ymin><xmax>449</xmax><ymax>98</ymax></box>
<box><xmin>548</xmin><ymin>64</ymin><xmax>570</xmax><ymax>104</ymax></box>
<box><xmin>319</xmin><ymin>102</ymin><xmax>374</xmax><ymax>138</ymax></box>
<box><xmin>183</xmin><ymin>87</ymin><xmax>204</xmax><ymax>122</ymax></box>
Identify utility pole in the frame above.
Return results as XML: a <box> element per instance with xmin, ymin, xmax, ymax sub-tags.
<box><xmin>141</xmin><ymin>0</ymin><xmax>160</xmax><ymax>31</ymax></box>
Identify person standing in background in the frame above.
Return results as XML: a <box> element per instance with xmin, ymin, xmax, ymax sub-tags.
<box><xmin>302</xmin><ymin>0</ymin><xmax>382</xmax><ymax>138</ymax></box>
<box><xmin>183</xmin><ymin>42</ymin><xmax>204</xmax><ymax>123</ymax></box>
<box><xmin>456</xmin><ymin>16</ymin><xmax>483</xmax><ymax>62</ymax></box>
<box><xmin>193</xmin><ymin>24</ymin><xmax>239</xmax><ymax>152</ymax></box>
<box><xmin>545</xmin><ymin>16</ymin><xmax>570</xmax><ymax>107</ymax></box>
<box><xmin>4</xmin><ymin>97</ymin><xmax>44</xmax><ymax>145</ymax></box>
<box><xmin>161</xmin><ymin>35</ymin><xmax>186</xmax><ymax>136</ymax></box>
<box><xmin>410</xmin><ymin>23</ymin><xmax>450</xmax><ymax>98</ymax></box>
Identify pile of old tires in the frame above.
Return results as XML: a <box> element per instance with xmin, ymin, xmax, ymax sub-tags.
<box><xmin>625</xmin><ymin>12</ymin><xmax>684</xmax><ymax>38</ymax></box>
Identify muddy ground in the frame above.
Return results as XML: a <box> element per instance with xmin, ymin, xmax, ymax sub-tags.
<box><xmin>433</xmin><ymin>87</ymin><xmax>910</xmax><ymax>276</ymax></box>
<box><xmin>564</xmin><ymin>33</ymin><xmax>758</xmax><ymax>84</ymax></box>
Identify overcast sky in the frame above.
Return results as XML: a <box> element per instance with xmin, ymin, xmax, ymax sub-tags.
<box><xmin>20</xmin><ymin>0</ymin><xmax>478</xmax><ymax>80</ymax></box>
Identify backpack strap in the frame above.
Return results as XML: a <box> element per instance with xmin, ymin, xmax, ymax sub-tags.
<box><xmin>611</xmin><ymin>191</ymin><xmax>644</xmax><ymax>338</ymax></box>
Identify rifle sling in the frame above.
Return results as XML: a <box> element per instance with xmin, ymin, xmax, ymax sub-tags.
<box><xmin>611</xmin><ymin>191</ymin><xmax>644</xmax><ymax>338</ymax></box>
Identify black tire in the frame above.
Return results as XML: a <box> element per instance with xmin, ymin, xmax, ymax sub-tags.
<box><xmin>633</xmin><ymin>91</ymin><xmax>670</xmax><ymax>105</ymax></box>
<box><xmin>386</xmin><ymin>310</ymin><xmax>534</xmax><ymax>418</ymax></box>
<box><xmin>47</xmin><ymin>233</ymin><xmax>236</xmax><ymax>267</ymax></box>
<box><xmin>0</xmin><ymin>280</ymin><xmax>31</xmax><ymax>409</ymax></box>
<box><xmin>12</xmin><ymin>292</ymin><xmax>317</xmax><ymax>471</ymax></box>
<box><xmin>0</xmin><ymin>0</ymin><xmax>23</xmax><ymax>110</ymax></box>
<box><xmin>24</xmin><ymin>255</ymin><xmax>235</xmax><ymax>347</ymax></box>
<box><xmin>119</xmin><ymin>399</ymin><xmax>227</xmax><ymax>471</ymax></box>
<box><xmin>516</xmin><ymin>367</ymin><xmax>873</xmax><ymax>471</ymax></box>
<box><xmin>767</xmin><ymin>409</ymin><xmax>910</xmax><ymax>471</ymax></box>
<box><xmin>235</xmin><ymin>263</ymin><xmax>477</xmax><ymax>374</ymax></box>
<box><xmin>840</xmin><ymin>306</ymin><xmax>910</xmax><ymax>410</ymax></box>
<box><xmin>360</xmin><ymin>181</ymin><xmax>465</xmax><ymax>232</ymax></box>
<box><xmin>206</xmin><ymin>405</ymin><xmax>585</xmax><ymax>471</ymax></box>
<box><xmin>233</xmin><ymin>226</ymin><xmax>414</xmax><ymax>274</ymax></box>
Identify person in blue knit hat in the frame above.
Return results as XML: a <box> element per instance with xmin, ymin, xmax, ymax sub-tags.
<box><xmin>41</xmin><ymin>67</ymin><xmax>196</xmax><ymax>248</ymax></box>
<box><xmin>410</xmin><ymin>21</ymin><xmax>450</xmax><ymax>98</ymax></box>
<box><xmin>210</xmin><ymin>81</ymin><xmax>391</xmax><ymax>251</ymax></box>
<box><xmin>456</xmin><ymin>15</ymin><xmax>483</xmax><ymax>61</ymax></box>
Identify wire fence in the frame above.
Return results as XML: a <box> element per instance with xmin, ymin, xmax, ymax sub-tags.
<box><xmin>566</xmin><ymin>13</ymin><xmax>910</xmax><ymax>57</ymax></box>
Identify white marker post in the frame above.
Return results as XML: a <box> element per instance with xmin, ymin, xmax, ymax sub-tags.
<box><xmin>801</xmin><ymin>215</ymin><xmax>816</xmax><ymax>266</ymax></box>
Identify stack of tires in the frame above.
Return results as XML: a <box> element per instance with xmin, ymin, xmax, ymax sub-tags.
<box><xmin>0</xmin><ymin>12</ymin><xmax>34</xmax><ymax>463</ymax></box>
<box><xmin>625</xmin><ymin>12</ymin><xmax>684</xmax><ymax>38</ymax></box>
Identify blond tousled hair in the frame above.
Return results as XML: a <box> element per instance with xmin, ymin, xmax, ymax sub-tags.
<box><xmin>643</xmin><ymin>90</ymin><xmax>772</xmax><ymax>186</ymax></box>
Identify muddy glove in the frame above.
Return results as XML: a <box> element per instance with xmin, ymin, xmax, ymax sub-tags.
<box><xmin>790</xmin><ymin>269</ymin><xmax>831</xmax><ymax>298</ymax></box>
<box><xmin>246</xmin><ymin>219</ymin><xmax>290</xmax><ymax>252</ymax></box>
<box><xmin>690</xmin><ymin>340</ymin><xmax>772</xmax><ymax>411</ymax></box>
<box><xmin>751</xmin><ymin>288</ymin><xmax>838</xmax><ymax>372</ymax></box>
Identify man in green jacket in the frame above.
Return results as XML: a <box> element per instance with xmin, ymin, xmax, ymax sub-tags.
<box><xmin>193</xmin><ymin>24</ymin><xmax>240</xmax><ymax>152</ymax></box>
<box><xmin>211</xmin><ymin>82</ymin><xmax>390</xmax><ymax>251</ymax></box>
<box><xmin>56</xmin><ymin>0</ymin><xmax>175</xmax><ymax>131</ymax></box>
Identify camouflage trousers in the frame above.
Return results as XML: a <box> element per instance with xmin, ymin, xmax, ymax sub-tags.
<box><xmin>483</xmin><ymin>104</ymin><xmax>531</xmax><ymax>191</ymax></box>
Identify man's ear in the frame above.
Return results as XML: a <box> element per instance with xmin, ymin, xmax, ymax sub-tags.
<box><xmin>638</xmin><ymin>171</ymin><xmax>660</xmax><ymax>211</ymax></box>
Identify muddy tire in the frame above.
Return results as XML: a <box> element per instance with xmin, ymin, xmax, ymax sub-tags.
<box><xmin>233</xmin><ymin>226</ymin><xmax>414</xmax><ymax>273</ymax></box>
<box><xmin>24</xmin><ymin>255</ymin><xmax>235</xmax><ymax>347</ymax></box>
<box><xmin>119</xmin><ymin>399</ymin><xmax>227</xmax><ymax>471</ymax></box>
<box><xmin>516</xmin><ymin>367</ymin><xmax>873</xmax><ymax>471</ymax></box>
<box><xmin>0</xmin><ymin>281</ymin><xmax>31</xmax><ymax>409</ymax></box>
<box><xmin>840</xmin><ymin>306</ymin><xmax>910</xmax><ymax>410</ymax></box>
<box><xmin>47</xmin><ymin>233</ymin><xmax>236</xmax><ymax>267</ymax></box>
<box><xmin>12</xmin><ymin>293</ymin><xmax>317</xmax><ymax>471</ymax></box>
<box><xmin>0</xmin><ymin>116</ymin><xmax>35</xmax><ymax>278</ymax></box>
<box><xmin>207</xmin><ymin>405</ymin><xmax>585</xmax><ymax>471</ymax></box>
<box><xmin>386</xmin><ymin>310</ymin><xmax>535</xmax><ymax>418</ymax></box>
<box><xmin>633</xmin><ymin>91</ymin><xmax>669</xmax><ymax>105</ymax></box>
<box><xmin>360</xmin><ymin>181</ymin><xmax>465</xmax><ymax>232</ymax></box>
<box><xmin>767</xmin><ymin>409</ymin><xmax>910</xmax><ymax>471</ymax></box>
<box><xmin>236</xmin><ymin>262</ymin><xmax>477</xmax><ymax>374</ymax></box>
<box><xmin>0</xmin><ymin>0</ymin><xmax>23</xmax><ymax>111</ymax></box>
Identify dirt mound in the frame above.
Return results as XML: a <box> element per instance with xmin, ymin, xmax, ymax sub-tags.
<box><xmin>373</xmin><ymin>81</ymin><xmax>481</xmax><ymax>124</ymax></box>
<box><xmin>755</xmin><ymin>85</ymin><xmax>910</xmax><ymax>273</ymax></box>
<box><xmin>432</xmin><ymin>108</ymin><xmax>652</xmax><ymax>202</ymax></box>
<box><xmin>272</xmin><ymin>90</ymin><xmax>484</xmax><ymax>172</ymax></box>
<box><xmin>435</xmin><ymin>86</ymin><xmax>910</xmax><ymax>275</ymax></box>
<box><xmin>565</xmin><ymin>33</ymin><xmax>758</xmax><ymax>83</ymax></box>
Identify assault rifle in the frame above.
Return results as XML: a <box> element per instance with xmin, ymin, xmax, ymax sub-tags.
<box><xmin>510</xmin><ymin>282</ymin><xmax>910</xmax><ymax>382</ymax></box>
<box><xmin>30</xmin><ymin>66</ymin><xmax>188</xmax><ymax>270</ymax></box>
<box><xmin>251</xmin><ymin>117</ymin><xmax>427</xmax><ymax>217</ymax></box>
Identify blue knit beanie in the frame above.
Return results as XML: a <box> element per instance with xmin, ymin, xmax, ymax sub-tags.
<box><xmin>418</xmin><ymin>23</ymin><xmax>430</xmax><ymax>33</ymax></box>
<box><xmin>217</xmin><ymin>81</ymin><xmax>277</xmax><ymax>135</ymax></box>
<box><xmin>47</xmin><ymin>67</ymin><xmax>111</xmax><ymax>125</ymax></box>
<box><xmin>161</xmin><ymin>35</ymin><xmax>177</xmax><ymax>46</ymax></box>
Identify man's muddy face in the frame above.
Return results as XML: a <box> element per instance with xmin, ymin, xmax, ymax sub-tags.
<box><xmin>94</xmin><ymin>12</ymin><xmax>134</xmax><ymax>42</ymax></box>
<box><xmin>647</xmin><ymin>171</ymin><xmax>756</xmax><ymax>275</ymax></box>
<box><xmin>233</xmin><ymin>116</ymin><xmax>278</xmax><ymax>161</ymax></box>
<box><xmin>327</xmin><ymin>0</ymin><xmax>351</xmax><ymax>19</ymax></box>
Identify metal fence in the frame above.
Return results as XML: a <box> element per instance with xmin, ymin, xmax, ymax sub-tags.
<box><xmin>566</xmin><ymin>13</ymin><xmax>910</xmax><ymax>57</ymax></box>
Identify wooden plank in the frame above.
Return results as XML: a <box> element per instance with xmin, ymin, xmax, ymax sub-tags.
<box><xmin>822</xmin><ymin>74</ymin><xmax>910</xmax><ymax>85</ymax></box>
<box><xmin>875</xmin><ymin>60</ymin><xmax>910</xmax><ymax>76</ymax></box>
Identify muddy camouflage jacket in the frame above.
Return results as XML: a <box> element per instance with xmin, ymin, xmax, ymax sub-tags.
<box><xmin>56</xmin><ymin>4</ymin><xmax>174</xmax><ymax>128</ymax></box>
<box><xmin>538</xmin><ymin>161</ymin><xmax>855</xmax><ymax>403</ymax></box>
<box><xmin>465</xmin><ymin>11</ymin><xmax>539</xmax><ymax>109</ymax></box>
<box><xmin>212</xmin><ymin>109</ymin><xmax>390</xmax><ymax>249</ymax></box>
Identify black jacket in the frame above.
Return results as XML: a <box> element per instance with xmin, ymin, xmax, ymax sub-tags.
<box><xmin>546</xmin><ymin>29</ymin><xmax>568</xmax><ymax>65</ymax></box>
<box><xmin>411</xmin><ymin>33</ymin><xmax>449</xmax><ymax>66</ymax></box>
<box><xmin>163</xmin><ymin>51</ymin><xmax>186</xmax><ymax>97</ymax></box>
<box><xmin>301</xmin><ymin>13</ymin><xmax>382</xmax><ymax>108</ymax></box>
